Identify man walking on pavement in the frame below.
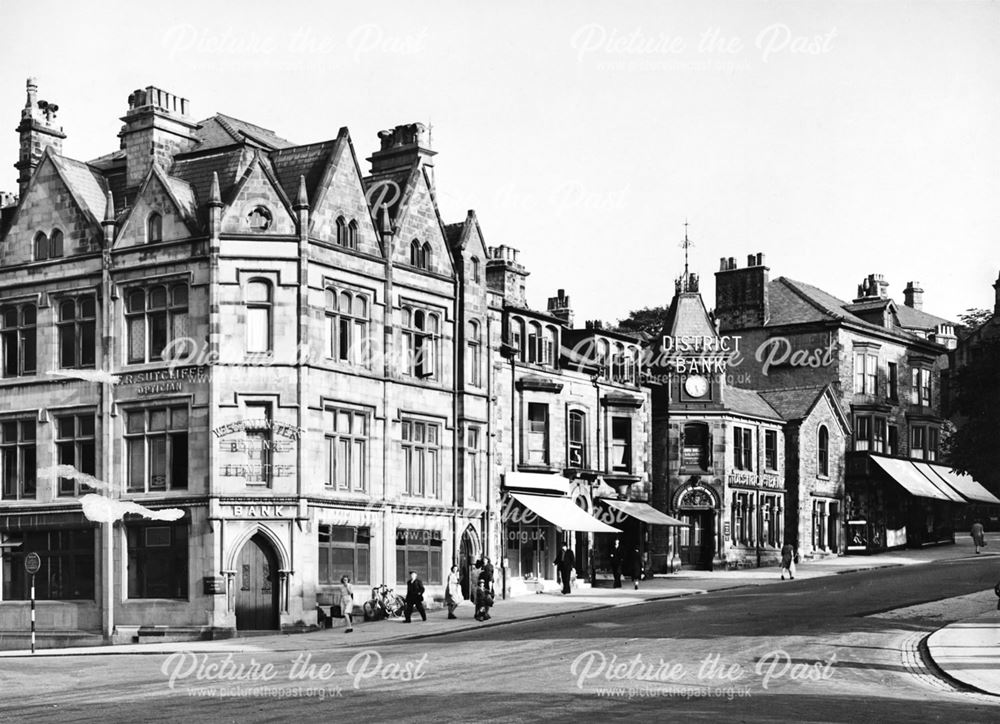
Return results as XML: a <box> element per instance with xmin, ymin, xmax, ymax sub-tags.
<box><xmin>971</xmin><ymin>520</ymin><xmax>986</xmax><ymax>554</ymax></box>
<box><xmin>609</xmin><ymin>538</ymin><xmax>623</xmax><ymax>588</ymax></box>
<box><xmin>404</xmin><ymin>570</ymin><xmax>427</xmax><ymax>622</ymax></box>
<box><xmin>557</xmin><ymin>543</ymin><xmax>575</xmax><ymax>594</ymax></box>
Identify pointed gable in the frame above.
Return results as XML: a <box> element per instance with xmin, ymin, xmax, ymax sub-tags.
<box><xmin>219</xmin><ymin>152</ymin><xmax>296</xmax><ymax>235</ymax></box>
<box><xmin>448</xmin><ymin>210</ymin><xmax>489</xmax><ymax>285</ymax></box>
<box><xmin>114</xmin><ymin>166</ymin><xmax>198</xmax><ymax>248</ymax></box>
<box><xmin>0</xmin><ymin>153</ymin><xmax>104</xmax><ymax>265</ymax></box>
<box><xmin>387</xmin><ymin>166</ymin><xmax>453</xmax><ymax>276</ymax></box>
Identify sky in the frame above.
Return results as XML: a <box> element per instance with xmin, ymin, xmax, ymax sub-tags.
<box><xmin>1</xmin><ymin>0</ymin><xmax>997</xmax><ymax>324</ymax></box>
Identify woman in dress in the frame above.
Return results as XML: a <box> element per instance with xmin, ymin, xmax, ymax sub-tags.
<box><xmin>445</xmin><ymin>565</ymin><xmax>461</xmax><ymax>619</ymax></box>
<box><xmin>339</xmin><ymin>575</ymin><xmax>355</xmax><ymax>633</ymax></box>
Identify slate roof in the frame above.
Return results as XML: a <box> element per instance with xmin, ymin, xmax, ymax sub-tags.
<box><xmin>170</xmin><ymin>148</ymin><xmax>249</xmax><ymax>226</ymax></box>
<box><xmin>50</xmin><ymin>155</ymin><xmax>108</xmax><ymax>222</ymax></box>
<box><xmin>661</xmin><ymin>293</ymin><xmax>717</xmax><ymax>339</ymax></box>
<box><xmin>194</xmin><ymin>114</ymin><xmax>295</xmax><ymax>151</ymax></box>
<box><xmin>270</xmin><ymin>140</ymin><xmax>338</xmax><ymax>209</ymax></box>
<box><xmin>755</xmin><ymin>386</ymin><xmax>828</xmax><ymax>421</ymax></box>
<box><xmin>725</xmin><ymin>386</ymin><xmax>783</xmax><ymax>421</ymax></box>
<box><xmin>895</xmin><ymin>303</ymin><xmax>953</xmax><ymax>331</ymax></box>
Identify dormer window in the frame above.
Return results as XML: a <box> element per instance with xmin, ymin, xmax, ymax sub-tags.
<box><xmin>246</xmin><ymin>206</ymin><xmax>272</xmax><ymax>231</ymax></box>
<box><xmin>146</xmin><ymin>213</ymin><xmax>162</xmax><ymax>243</ymax></box>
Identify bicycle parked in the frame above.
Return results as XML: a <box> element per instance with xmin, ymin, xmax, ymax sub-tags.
<box><xmin>362</xmin><ymin>583</ymin><xmax>405</xmax><ymax>621</ymax></box>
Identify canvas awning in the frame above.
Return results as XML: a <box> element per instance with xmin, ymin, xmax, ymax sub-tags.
<box><xmin>503</xmin><ymin>472</ymin><xmax>571</xmax><ymax>495</ymax></box>
<box><xmin>509</xmin><ymin>493</ymin><xmax>620</xmax><ymax>533</ymax></box>
<box><xmin>870</xmin><ymin>456</ymin><xmax>958</xmax><ymax>502</ymax></box>
<box><xmin>917</xmin><ymin>462</ymin><xmax>1000</xmax><ymax>505</ymax></box>
<box><xmin>599</xmin><ymin>498</ymin><xmax>686</xmax><ymax>526</ymax></box>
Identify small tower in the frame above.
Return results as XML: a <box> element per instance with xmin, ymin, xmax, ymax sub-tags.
<box><xmin>15</xmin><ymin>77</ymin><xmax>66</xmax><ymax>197</ymax></box>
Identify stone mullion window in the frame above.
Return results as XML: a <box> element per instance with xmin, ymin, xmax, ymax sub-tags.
<box><xmin>402</xmin><ymin>419</ymin><xmax>441</xmax><ymax>498</ymax></box>
<box><xmin>401</xmin><ymin>306</ymin><xmax>439</xmax><ymax>379</ymax></box>
<box><xmin>58</xmin><ymin>297</ymin><xmax>97</xmax><ymax>369</ymax></box>
<box><xmin>56</xmin><ymin>413</ymin><xmax>97</xmax><ymax>496</ymax></box>
<box><xmin>324</xmin><ymin>407</ymin><xmax>368</xmax><ymax>492</ymax></box>
<box><xmin>0</xmin><ymin>419</ymin><xmax>36</xmax><ymax>500</ymax></box>
<box><xmin>1</xmin><ymin>303</ymin><xmax>37</xmax><ymax>377</ymax></box>
<box><xmin>326</xmin><ymin>288</ymin><xmax>370</xmax><ymax>366</ymax></box>
<box><xmin>125</xmin><ymin>406</ymin><xmax>189</xmax><ymax>492</ymax></box>
<box><xmin>125</xmin><ymin>284</ymin><xmax>188</xmax><ymax>364</ymax></box>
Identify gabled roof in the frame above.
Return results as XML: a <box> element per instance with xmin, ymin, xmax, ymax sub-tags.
<box><xmin>895</xmin><ymin>303</ymin><xmax>954</xmax><ymax>331</ymax></box>
<box><xmin>725</xmin><ymin>386</ymin><xmax>783</xmax><ymax>422</ymax></box>
<box><xmin>756</xmin><ymin>384</ymin><xmax>851</xmax><ymax>432</ymax></box>
<box><xmin>170</xmin><ymin>148</ymin><xmax>248</xmax><ymax>227</ymax></box>
<box><xmin>49</xmin><ymin>154</ymin><xmax>109</xmax><ymax>224</ymax></box>
<box><xmin>269</xmin><ymin>139</ymin><xmax>339</xmax><ymax>209</ymax></box>
<box><xmin>194</xmin><ymin>114</ymin><xmax>296</xmax><ymax>151</ymax></box>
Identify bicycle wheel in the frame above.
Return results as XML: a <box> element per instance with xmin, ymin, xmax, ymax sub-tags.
<box><xmin>362</xmin><ymin>600</ymin><xmax>378</xmax><ymax>622</ymax></box>
<box><xmin>387</xmin><ymin>595</ymin><xmax>405</xmax><ymax>618</ymax></box>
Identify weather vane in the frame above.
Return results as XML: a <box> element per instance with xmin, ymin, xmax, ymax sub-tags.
<box><xmin>680</xmin><ymin>218</ymin><xmax>693</xmax><ymax>280</ymax></box>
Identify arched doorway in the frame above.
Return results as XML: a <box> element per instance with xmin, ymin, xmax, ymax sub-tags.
<box><xmin>235</xmin><ymin>533</ymin><xmax>280</xmax><ymax>630</ymax></box>
<box><xmin>675</xmin><ymin>484</ymin><xmax>717</xmax><ymax>570</ymax></box>
<box><xmin>460</xmin><ymin>526</ymin><xmax>479</xmax><ymax>600</ymax></box>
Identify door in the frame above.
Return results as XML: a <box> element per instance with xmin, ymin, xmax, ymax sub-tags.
<box><xmin>235</xmin><ymin>534</ymin><xmax>279</xmax><ymax>631</ymax></box>
<box><xmin>678</xmin><ymin>511</ymin><xmax>714</xmax><ymax>569</ymax></box>
<box><xmin>460</xmin><ymin>527</ymin><xmax>476</xmax><ymax>600</ymax></box>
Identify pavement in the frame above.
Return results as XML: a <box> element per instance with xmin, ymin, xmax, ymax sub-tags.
<box><xmin>4</xmin><ymin>533</ymin><xmax>1000</xmax><ymax>706</ymax></box>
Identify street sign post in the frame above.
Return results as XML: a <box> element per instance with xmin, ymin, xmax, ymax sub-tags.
<box><xmin>24</xmin><ymin>553</ymin><xmax>40</xmax><ymax>654</ymax></box>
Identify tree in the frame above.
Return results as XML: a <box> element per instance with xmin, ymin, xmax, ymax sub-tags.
<box><xmin>958</xmin><ymin>307</ymin><xmax>993</xmax><ymax>330</ymax></box>
<box><xmin>944</xmin><ymin>338</ymin><xmax>1000</xmax><ymax>496</ymax></box>
<box><xmin>616</xmin><ymin>306</ymin><xmax>671</xmax><ymax>339</ymax></box>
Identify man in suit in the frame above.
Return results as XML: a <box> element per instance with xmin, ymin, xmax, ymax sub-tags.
<box><xmin>557</xmin><ymin>543</ymin><xmax>575</xmax><ymax>594</ymax></box>
<box><xmin>404</xmin><ymin>570</ymin><xmax>427</xmax><ymax>622</ymax></box>
<box><xmin>609</xmin><ymin>538</ymin><xmax>623</xmax><ymax>588</ymax></box>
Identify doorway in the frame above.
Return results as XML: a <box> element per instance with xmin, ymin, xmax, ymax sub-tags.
<box><xmin>235</xmin><ymin>534</ymin><xmax>280</xmax><ymax>631</ymax></box>
<box><xmin>678</xmin><ymin>511</ymin><xmax>714</xmax><ymax>569</ymax></box>
<box><xmin>460</xmin><ymin>526</ymin><xmax>478</xmax><ymax>600</ymax></box>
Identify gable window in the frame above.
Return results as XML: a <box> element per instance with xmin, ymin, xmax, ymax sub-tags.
<box><xmin>1</xmin><ymin>419</ymin><xmax>36</xmax><ymax>500</ymax></box>
<box><xmin>33</xmin><ymin>231</ymin><xmax>48</xmax><ymax>261</ymax></box>
<box><xmin>410</xmin><ymin>239</ymin><xmax>431</xmax><ymax>270</ymax></box>
<box><xmin>1</xmin><ymin>303</ymin><xmax>37</xmax><ymax>377</ymax></box>
<box><xmin>146</xmin><ymin>213</ymin><xmax>162</xmax><ymax>243</ymax></box>
<box><xmin>245</xmin><ymin>279</ymin><xmax>272</xmax><ymax>353</ymax></box>
<box><xmin>764</xmin><ymin>429</ymin><xmax>778</xmax><ymax>470</ymax></box>
<box><xmin>326</xmin><ymin>288</ymin><xmax>370</xmax><ymax>366</ymax></box>
<box><xmin>911</xmin><ymin>368</ymin><xmax>931</xmax><ymax>407</ymax></box>
<box><xmin>336</xmin><ymin>216</ymin><xmax>347</xmax><ymax>247</ymax></box>
<box><xmin>59</xmin><ymin>297</ymin><xmax>97</xmax><ymax>369</ymax></box>
<box><xmin>818</xmin><ymin>425</ymin><xmax>829</xmax><ymax>476</ymax></box>
<box><xmin>682</xmin><ymin>422</ymin><xmax>710</xmax><ymax>470</ymax></box>
<box><xmin>126</xmin><ymin>521</ymin><xmax>188</xmax><ymax>599</ymax></box>
<box><xmin>246</xmin><ymin>206</ymin><xmax>272</xmax><ymax>231</ymax></box>
<box><xmin>324</xmin><ymin>407</ymin><xmax>367</xmax><ymax>492</ymax></box>
<box><xmin>125</xmin><ymin>406</ymin><xmax>189</xmax><ymax>492</ymax></box>
<box><xmin>318</xmin><ymin>525</ymin><xmax>370</xmax><ymax>585</ymax></box>
<box><xmin>348</xmin><ymin>220</ymin><xmax>358</xmax><ymax>249</ymax></box>
<box><xmin>467</xmin><ymin>426</ymin><xmax>481</xmax><ymax>502</ymax></box>
<box><xmin>49</xmin><ymin>229</ymin><xmax>64</xmax><ymax>257</ymax></box>
<box><xmin>734</xmin><ymin>427</ymin><xmax>753</xmax><ymax>471</ymax></box>
<box><xmin>525</xmin><ymin>403</ymin><xmax>549</xmax><ymax>465</ymax></box>
<box><xmin>56</xmin><ymin>414</ymin><xmax>96</xmax><ymax>496</ymax></box>
<box><xmin>401</xmin><ymin>305</ymin><xmax>439</xmax><ymax>379</ymax></box>
<box><xmin>401</xmin><ymin>419</ymin><xmax>441</xmax><ymax>498</ymax></box>
<box><xmin>568</xmin><ymin>410</ymin><xmax>587</xmax><ymax>469</ymax></box>
<box><xmin>611</xmin><ymin>417</ymin><xmax>632</xmax><ymax>473</ymax></box>
<box><xmin>125</xmin><ymin>284</ymin><xmax>188</xmax><ymax>364</ymax></box>
<box><xmin>466</xmin><ymin>319</ymin><xmax>482</xmax><ymax>387</ymax></box>
<box><xmin>470</xmin><ymin>257</ymin><xmax>481</xmax><ymax>283</ymax></box>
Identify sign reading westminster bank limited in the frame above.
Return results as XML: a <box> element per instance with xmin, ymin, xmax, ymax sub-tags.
<box><xmin>213</xmin><ymin>418</ymin><xmax>304</xmax><ymax>482</ymax></box>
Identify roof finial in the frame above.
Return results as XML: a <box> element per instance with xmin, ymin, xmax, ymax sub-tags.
<box><xmin>295</xmin><ymin>174</ymin><xmax>309</xmax><ymax>209</ymax></box>
<box><xmin>208</xmin><ymin>171</ymin><xmax>222</xmax><ymax>207</ymax></box>
<box><xmin>103</xmin><ymin>189</ymin><xmax>115</xmax><ymax>224</ymax></box>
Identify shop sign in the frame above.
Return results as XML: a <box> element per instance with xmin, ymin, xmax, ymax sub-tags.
<box><xmin>203</xmin><ymin>576</ymin><xmax>226</xmax><ymax>595</ymax></box>
<box><xmin>222</xmin><ymin>504</ymin><xmax>294</xmax><ymax>519</ymax></box>
<box><xmin>116</xmin><ymin>366</ymin><xmax>209</xmax><ymax>396</ymax></box>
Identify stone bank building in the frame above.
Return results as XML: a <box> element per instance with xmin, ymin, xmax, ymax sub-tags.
<box><xmin>0</xmin><ymin>78</ymin><xmax>516</xmax><ymax>639</ymax></box>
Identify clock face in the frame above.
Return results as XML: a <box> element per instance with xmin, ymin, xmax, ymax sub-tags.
<box><xmin>684</xmin><ymin>375</ymin><xmax>709</xmax><ymax>398</ymax></box>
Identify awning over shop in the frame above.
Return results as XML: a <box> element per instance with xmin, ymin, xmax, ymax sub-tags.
<box><xmin>503</xmin><ymin>472</ymin><xmax>571</xmax><ymax>495</ymax></box>
<box><xmin>509</xmin><ymin>492</ymin><xmax>621</xmax><ymax>533</ymax></box>
<box><xmin>870</xmin><ymin>456</ymin><xmax>959</xmax><ymax>502</ymax></box>
<box><xmin>917</xmin><ymin>463</ymin><xmax>1000</xmax><ymax>505</ymax></box>
<box><xmin>599</xmin><ymin>498</ymin><xmax>685</xmax><ymax>526</ymax></box>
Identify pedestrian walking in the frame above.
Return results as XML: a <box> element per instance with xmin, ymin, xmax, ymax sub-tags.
<box><xmin>609</xmin><ymin>538</ymin><xmax>623</xmax><ymax>589</ymax></box>
<box><xmin>479</xmin><ymin>556</ymin><xmax>495</xmax><ymax>596</ymax></box>
<box><xmin>557</xmin><ymin>543</ymin><xmax>575</xmax><ymax>594</ymax></box>
<box><xmin>971</xmin><ymin>520</ymin><xmax>986</xmax><ymax>554</ymax></box>
<box><xmin>780</xmin><ymin>542</ymin><xmax>796</xmax><ymax>580</ymax></box>
<box><xmin>629</xmin><ymin>546</ymin><xmax>642</xmax><ymax>590</ymax></box>
<box><xmin>474</xmin><ymin>579</ymin><xmax>494</xmax><ymax>621</ymax></box>
<box><xmin>445</xmin><ymin>564</ymin><xmax>462</xmax><ymax>619</ymax></box>
<box><xmin>403</xmin><ymin>571</ymin><xmax>427</xmax><ymax>622</ymax></box>
<box><xmin>338</xmin><ymin>575</ymin><xmax>354</xmax><ymax>633</ymax></box>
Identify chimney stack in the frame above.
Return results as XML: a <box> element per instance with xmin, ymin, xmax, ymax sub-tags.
<box><xmin>714</xmin><ymin>251</ymin><xmax>770</xmax><ymax>331</ymax></box>
<box><xmin>854</xmin><ymin>273</ymin><xmax>889</xmax><ymax>302</ymax></box>
<box><xmin>547</xmin><ymin>289</ymin><xmax>574</xmax><ymax>327</ymax></box>
<box><xmin>903</xmin><ymin>281</ymin><xmax>924</xmax><ymax>311</ymax></box>
<box><xmin>119</xmin><ymin>86</ymin><xmax>198</xmax><ymax>190</ymax></box>
<box><xmin>367</xmin><ymin>123</ymin><xmax>436</xmax><ymax>187</ymax></box>
<box><xmin>486</xmin><ymin>245</ymin><xmax>529</xmax><ymax>307</ymax></box>
<box><xmin>15</xmin><ymin>77</ymin><xmax>66</xmax><ymax>198</ymax></box>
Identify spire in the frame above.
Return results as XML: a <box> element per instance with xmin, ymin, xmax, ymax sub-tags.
<box><xmin>294</xmin><ymin>174</ymin><xmax>309</xmax><ymax>209</ymax></box>
<box><xmin>675</xmin><ymin>220</ymin><xmax>699</xmax><ymax>294</ymax></box>
<box><xmin>208</xmin><ymin>171</ymin><xmax>222</xmax><ymax>207</ymax></box>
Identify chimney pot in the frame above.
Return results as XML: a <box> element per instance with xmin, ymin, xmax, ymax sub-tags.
<box><xmin>747</xmin><ymin>254</ymin><xmax>756</xmax><ymax>267</ymax></box>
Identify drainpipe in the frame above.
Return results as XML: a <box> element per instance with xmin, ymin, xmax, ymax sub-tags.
<box><xmin>100</xmin><ymin>191</ymin><xmax>115</xmax><ymax>641</ymax></box>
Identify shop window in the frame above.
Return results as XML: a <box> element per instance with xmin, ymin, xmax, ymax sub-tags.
<box><xmin>3</xmin><ymin>528</ymin><xmax>95</xmax><ymax>600</ymax></box>
<box><xmin>125</xmin><ymin>283</ymin><xmax>188</xmax><ymax>364</ymax></box>
<box><xmin>1</xmin><ymin>303</ymin><xmax>37</xmax><ymax>377</ymax></box>
<box><xmin>395</xmin><ymin>529</ymin><xmax>442</xmax><ymax>585</ymax></box>
<box><xmin>402</xmin><ymin>419</ymin><xmax>441</xmax><ymax>498</ymax></box>
<box><xmin>818</xmin><ymin>425</ymin><xmax>829</xmax><ymax>476</ymax></box>
<box><xmin>611</xmin><ymin>417</ymin><xmax>632</xmax><ymax>473</ymax></box>
<box><xmin>734</xmin><ymin>426</ymin><xmax>753</xmax><ymax>470</ymax></box>
<box><xmin>0</xmin><ymin>419</ymin><xmax>36</xmax><ymax>500</ymax></box>
<box><xmin>568</xmin><ymin>410</ymin><xmax>587</xmax><ymax>469</ymax></box>
<box><xmin>245</xmin><ymin>279</ymin><xmax>272</xmax><ymax>353</ymax></box>
<box><xmin>732</xmin><ymin>492</ymin><xmax>751</xmax><ymax>545</ymax></box>
<box><xmin>125</xmin><ymin>406</ymin><xmax>189</xmax><ymax>492</ymax></box>
<box><xmin>682</xmin><ymin>422</ymin><xmax>710</xmax><ymax>470</ymax></box>
<box><xmin>56</xmin><ymin>413</ymin><xmax>96</xmax><ymax>496</ymax></box>
<box><xmin>126</xmin><ymin>521</ymin><xmax>188</xmax><ymax>599</ymax></box>
<box><xmin>764</xmin><ymin>430</ymin><xmax>778</xmax><ymax>470</ymax></box>
<box><xmin>325</xmin><ymin>407</ymin><xmax>367</xmax><ymax>491</ymax></box>
<box><xmin>318</xmin><ymin>524</ymin><xmax>370</xmax><ymax>585</ymax></box>
<box><xmin>525</xmin><ymin>403</ymin><xmax>549</xmax><ymax>465</ymax></box>
<box><xmin>58</xmin><ymin>297</ymin><xmax>96</xmax><ymax>369</ymax></box>
<box><xmin>326</xmin><ymin>288</ymin><xmax>370</xmax><ymax>366</ymax></box>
